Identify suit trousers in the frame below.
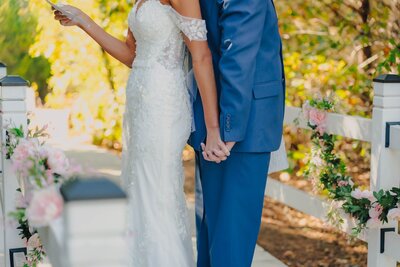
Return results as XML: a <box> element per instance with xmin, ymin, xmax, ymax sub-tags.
<box><xmin>195</xmin><ymin>151</ymin><xmax>271</xmax><ymax>267</ymax></box>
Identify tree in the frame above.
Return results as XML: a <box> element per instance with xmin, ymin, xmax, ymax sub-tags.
<box><xmin>0</xmin><ymin>0</ymin><xmax>51</xmax><ymax>102</ymax></box>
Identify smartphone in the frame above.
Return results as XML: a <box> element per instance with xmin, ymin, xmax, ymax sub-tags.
<box><xmin>45</xmin><ymin>0</ymin><xmax>72</xmax><ymax>18</ymax></box>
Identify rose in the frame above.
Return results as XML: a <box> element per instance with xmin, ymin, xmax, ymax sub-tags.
<box><xmin>350</xmin><ymin>188</ymin><xmax>376</xmax><ymax>202</ymax></box>
<box><xmin>309</xmin><ymin>108</ymin><xmax>327</xmax><ymax>127</ymax></box>
<box><xmin>337</xmin><ymin>180</ymin><xmax>349</xmax><ymax>187</ymax></box>
<box><xmin>11</xmin><ymin>139</ymin><xmax>41</xmax><ymax>177</ymax></box>
<box><xmin>26</xmin><ymin>186</ymin><xmax>64</xmax><ymax>227</ymax></box>
<box><xmin>369</xmin><ymin>203</ymin><xmax>383</xmax><ymax>219</ymax></box>
<box><xmin>42</xmin><ymin>146</ymin><xmax>70</xmax><ymax>176</ymax></box>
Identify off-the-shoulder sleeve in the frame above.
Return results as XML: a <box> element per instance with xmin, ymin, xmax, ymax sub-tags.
<box><xmin>169</xmin><ymin>8</ymin><xmax>208</xmax><ymax>41</ymax></box>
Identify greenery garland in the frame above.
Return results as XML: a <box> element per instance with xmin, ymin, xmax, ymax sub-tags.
<box><xmin>303</xmin><ymin>98</ymin><xmax>400</xmax><ymax>236</ymax></box>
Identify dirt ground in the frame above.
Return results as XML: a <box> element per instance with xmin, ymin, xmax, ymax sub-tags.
<box><xmin>183</xmin><ymin>157</ymin><xmax>370</xmax><ymax>267</ymax></box>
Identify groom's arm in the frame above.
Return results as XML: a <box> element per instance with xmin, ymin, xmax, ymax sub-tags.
<box><xmin>218</xmin><ymin>0</ymin><xmax>267</xmax><ymax>142</ymax></box>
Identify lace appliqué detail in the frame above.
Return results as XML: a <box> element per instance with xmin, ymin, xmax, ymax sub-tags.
<box><xmin>168</xmin><ymin>8</ymin><xmax>208</xmax><ymax>41</ymax></box>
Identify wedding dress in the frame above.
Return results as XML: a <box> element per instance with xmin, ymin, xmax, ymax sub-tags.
<box><xmin>121</xmin><ymin>0</ymin><xmax>207</xmax><ymax>266</ymax></box>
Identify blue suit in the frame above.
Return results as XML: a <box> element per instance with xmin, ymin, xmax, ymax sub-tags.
<box><xmin>189</xmin><ymin>0</ymin><xmax>285</xmax><ymax>266</ymax></box>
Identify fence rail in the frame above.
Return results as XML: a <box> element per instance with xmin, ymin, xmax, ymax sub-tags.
<box><xmin>284</xmin><ymin>106</ymin><xmax>372</xmax><ymax>141</ymax></box>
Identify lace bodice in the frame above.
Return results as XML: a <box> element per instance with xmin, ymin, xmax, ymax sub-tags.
<box><xmin>128</xmin><ymin>0</ymin><xmax>207</xmax><ymax>70</ymax></box>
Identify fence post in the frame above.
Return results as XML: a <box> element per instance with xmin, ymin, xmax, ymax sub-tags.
<box><xmin>369</xmin><ymin>74</ymin><xmax>400</xmax><ymax>267</ymax></box>
<box><xmin>60</xmin><ymin>178</ymin><xmax>128</xmax><ymax>267</ymax></box>
<box><xmin>0</xmin><ymin>74</ymin><xmax>29</xmax><ymax>267</ymax></box>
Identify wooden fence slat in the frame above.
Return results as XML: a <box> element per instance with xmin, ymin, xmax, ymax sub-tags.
<box><xmin>284</xmin><ymin>106</ymin><xmax>372</xmax><ymax>141</ymax></box>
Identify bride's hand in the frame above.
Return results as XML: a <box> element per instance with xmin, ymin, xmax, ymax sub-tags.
<box><xmin>53</xmin><ymin>5</ymin><xmax>88</xmax><ymax>28</ymax></box>
<box><xmin>201</xmin><ymin>128</ymin><xmax>230</xmax><ymax>164</ymax></box>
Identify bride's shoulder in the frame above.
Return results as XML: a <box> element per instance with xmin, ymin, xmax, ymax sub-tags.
<box><xmin>166</xmin><ymin>1</ymin><xmax>208</xmax><ymax>41</ymax></box>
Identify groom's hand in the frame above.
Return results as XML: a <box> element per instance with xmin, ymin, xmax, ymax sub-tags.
<box><xmin>200</xmin><ymin>128</ymin><xmax>231</xmax><ymax>163</ymax></box>
<box><xmin>225</xmin><ymin>142</ymin><xmax>236</xmax><ymax>152</ymax></box>
<box><xmin>201</xmin><ymin>142</ymin><xmax>230</xmax><ymax>163</ymax></box>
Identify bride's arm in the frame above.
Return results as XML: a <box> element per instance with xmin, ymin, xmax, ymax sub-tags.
<box><xmin>53</xmin><ymin>7</ymin><xmax>136</xmax><ymax>67</ymax></box>
<box><xmin>171</xmin><ymin>0</ymin><xmax>230</xmax><ymax>161</ymax></box>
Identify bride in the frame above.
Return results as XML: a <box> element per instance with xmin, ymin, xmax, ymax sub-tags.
<box><xmin>53</xmin><ymin>0</ymin><xmax>230</xmax><ymax>266</ymax></box>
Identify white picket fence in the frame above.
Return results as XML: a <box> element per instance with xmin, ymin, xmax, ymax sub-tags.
<box><xmin>1</xmin><ymin>58</ymin><xmax>400</xmax><ymax>267</ymax></box>
<box><xmin>266</xmin><ymin>74</ymin><xmax>400</xmax><ymax>266</ymax></box>
<box><xmin>0</xmin><ymin>63</ymin><xmax>128</xmax><ymax>267</ymax></box>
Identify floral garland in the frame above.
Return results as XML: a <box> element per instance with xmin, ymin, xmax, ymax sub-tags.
<box><xmin>302</xmin><ymin>98</ymin><xmax>400</xmax><ymax>236</ymax></box>
<box><xmin>5</xmin><ymin>122</ymin><xmax>82</xmax><ymax>266</ymax></box>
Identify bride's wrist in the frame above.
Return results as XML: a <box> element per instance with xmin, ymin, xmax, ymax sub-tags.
<box><xmin>77</xmin><ymin>13</ymin><xmax>93</xmax><ymax>29</ymax></box>
<box><xmin>206</xmin><ymin>126</ymin><xmax>220</xmax><ymax>135</ymax></box>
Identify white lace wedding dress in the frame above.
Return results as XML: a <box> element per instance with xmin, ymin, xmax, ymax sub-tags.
<box><xmin>121</xmin><ymin>0</ymin><xmax>207</xmax><ymax>266</ymax></box>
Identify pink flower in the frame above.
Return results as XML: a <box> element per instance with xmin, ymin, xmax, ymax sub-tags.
<box><xmin>11</xmin><ymin>139</ymin><xmax>40</xmax><ymax>177</ymax></box>
<box><xmin>337</xmin><ymin>180</ymin><xmax>349</xmax><ymax>187</ymax></box>
<box><xmin>26</xmin><ymin>186</ymin><xmax>64</xmax><ymax>227</ymax></box>
<box><xmin>351</xmin><ymin>188</ymin><xmax>364</xmax><ymax>199</ymax></box>
<box><xmin>369</xmin><ymin>204</ymin><xmax>383</xmax><ymax>219</ymax></box>
<box><xmin>27</xmin><ymin>233</ymin><xmax>41</xmax><ymax>249</ymax></box>
<box><xmin>387</xmin><ymin>207</ymin><xmax>400</xmax><ymax>220</ymax></box>
<box><xmin>351</xmin><ymin>188</ymin><xmax>376</xmax><ymax>202</ymax></box>
<box><xmin>43</xmin><ymin>146</ymin><xmax>70</xmax><ymax>176</ymax></box>
<box><xmin>309</xmin><ymin>108</ymin><xmax>327</xmax><ymax>127</ymax></box>
<box><xmin>366</xmin><ymin>217</ymin><xmax>382</xmax><ymax>228</ymax></box>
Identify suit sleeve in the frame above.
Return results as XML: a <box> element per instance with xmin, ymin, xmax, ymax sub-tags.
<box><xmin>218</xmin><ymin>0</ymin><xmax>267</xmax><ymax>142</ymax></box>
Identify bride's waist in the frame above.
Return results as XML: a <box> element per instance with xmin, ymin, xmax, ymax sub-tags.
<box><xmin>132</xmin><ymin>58</ymin><xmax>184</xmax><ymax>71</ymax></box>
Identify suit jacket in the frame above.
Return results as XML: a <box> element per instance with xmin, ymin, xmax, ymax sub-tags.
<box><xmin>189</xmin><ymin>0</ymin><xmax>285</xmax><ymax>153</ymax></box>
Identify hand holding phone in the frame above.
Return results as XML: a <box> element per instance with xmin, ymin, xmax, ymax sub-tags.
<box><xmin>46</xmin><ymin>0</ymin><xmax>87</xmax><ymax>28</ymax></box>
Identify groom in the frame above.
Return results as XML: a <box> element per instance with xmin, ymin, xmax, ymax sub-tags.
<box><xmin>189</xmin><ymin>0</ymin><xmax>285</xmax><ymax>266</ymax></box>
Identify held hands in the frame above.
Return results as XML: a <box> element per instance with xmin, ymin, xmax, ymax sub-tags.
<box><xmin>201</xmin><ymin>128</ymin><xmax>235</xmax><ymax>164</ymax></box>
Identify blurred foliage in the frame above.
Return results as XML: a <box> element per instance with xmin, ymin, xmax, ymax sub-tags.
<box><xmin>275</xmin><ymin>0</ymin><xmax>399</xmax><ymax>181</ymax></box>
<box><xmin>276</xmin><ymin>0</ymin><xmax>399</xmax><ymax>117</ymax></box>
<box><xmin>0</xmin><ymin>0</ymin><xmax>399</xmax><ymax>160</ymax></box>
<box><xmin>0</xmin><ymin>0</ymin><xmax>51</xmax><ymax>102</ymax></box>
<box><xmin>27</xmin><ymin>0</ymin><xmax>134</xmax><ymax>149</ymax></box>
